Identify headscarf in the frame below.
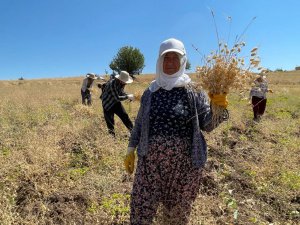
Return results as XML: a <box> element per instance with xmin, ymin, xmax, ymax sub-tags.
<box><xmin>149</xmin><ymin>38</ymin><xmax>191</xmax><ymax>92</ymax></box>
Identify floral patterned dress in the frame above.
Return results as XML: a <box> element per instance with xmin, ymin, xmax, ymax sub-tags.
<box><xmin>130</xmin><ymin>87</ymin><xmax>203</xmax><ymax>225</ymax></box>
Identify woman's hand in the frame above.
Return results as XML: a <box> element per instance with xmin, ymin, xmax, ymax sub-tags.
<box><xmin>124</xmin><ymin>147</ymin><xmax>135</xmax><ymax>174</ymax></box>
<box><xmin>208</xmin><ymin>93</ymin><xmax>228</xmax><ymax>108</ymax></box>
<box><xmin>127</xmin><ymin>94</ymin><xmax>135</xmax><ymax>101</ymax></box>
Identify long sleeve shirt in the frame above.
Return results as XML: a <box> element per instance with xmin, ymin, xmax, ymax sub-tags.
<box><xmin>128</xmin><ymin>85</ymin><xmax>227</xmax><ymax>168</ymax></box>
<box><xmin>101</xmin><ymin>79</ymin><xmax>128</xmax><ymax>111</ymax></box>
<box><xmin>81</xmin><ymin>78</ymin><xmax>94</xmax><ymax>92</ymax></box>
<box><xmin>250</xmin><ymin>81</ymin><xmax>268</xmax><ymax>99</ymax></box>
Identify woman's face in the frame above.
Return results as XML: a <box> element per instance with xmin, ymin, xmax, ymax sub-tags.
<box><xmin>163</xmin><ymin>52</ymin><xmax>181</xmax><ymax>75</ymax></box>
<box><xmin>117</xmin><ymin>78</ymin><xmax>126</xmax><ymax>86</ymax></box>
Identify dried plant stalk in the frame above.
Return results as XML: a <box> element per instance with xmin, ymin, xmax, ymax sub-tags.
<box><xmin>196</xmin><ymin>42</ymin><xmax>267</xmax><ymax>125</ymax></box>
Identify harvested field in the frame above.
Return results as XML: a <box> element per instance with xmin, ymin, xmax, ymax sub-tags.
<box><xmin>0</xmin><ymin>71</ymin><xmax>299</xmax><ymax>224</ymax></box>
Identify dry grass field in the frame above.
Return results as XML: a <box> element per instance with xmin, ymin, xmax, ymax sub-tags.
<box><xmin>0</xmin><ymin>71</ymin><xmax>299</xmax><ymax>225</ymax></box>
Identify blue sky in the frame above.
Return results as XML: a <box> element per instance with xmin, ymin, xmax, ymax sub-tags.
<box><xmin>1</xmin><ymin>0</ymin><xmax>299</xmax><ymax>80</ymax></box>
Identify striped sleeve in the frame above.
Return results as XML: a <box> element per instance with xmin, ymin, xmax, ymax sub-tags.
<box><xmin>111</xmin><ymin>80</ymin><xmax>128</xmax><ymax>101</ymax></box>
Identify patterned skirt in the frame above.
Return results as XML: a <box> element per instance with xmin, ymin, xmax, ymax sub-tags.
<box><xmin>130</xmin><ymin>135</ymin><xmax>203</xmax><ymax>225</ymax></box>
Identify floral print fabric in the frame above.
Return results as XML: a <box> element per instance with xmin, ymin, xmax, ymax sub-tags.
<box><xmin>130</xmin><ymin>88</ymin><xmax>202</xmax><ymax>225</ymax></box>
<box><xmin>149</xmin><ymin>87</ymin><xmax>193</xmax><ymax>139</ymax></box>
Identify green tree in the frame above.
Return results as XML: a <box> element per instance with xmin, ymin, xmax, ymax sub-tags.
<box><xmin>109</xmin><ymin>46</ymin><xmax>145</xmax><ymax>77</ymax></box>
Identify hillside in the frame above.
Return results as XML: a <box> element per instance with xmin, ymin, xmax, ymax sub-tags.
<box><xmin>0</xmin><ymin>71</ymin><xmax>299</xmax><ymax>224</ymax></box>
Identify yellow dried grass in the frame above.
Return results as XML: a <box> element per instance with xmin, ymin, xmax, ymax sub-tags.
<box><xmin>196</xmin><ymin>41</ymin><xmax>267</xmax><ymax>124</ymax></box>
<box><xmin>196</xmin><ymin>42</ymin><xmax>262</xmax><ymax>95</ymax></box>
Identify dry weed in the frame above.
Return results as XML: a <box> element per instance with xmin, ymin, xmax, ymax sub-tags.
<box><xmin>0</xmin><ymin>73</ymin><xmax>299</xmax><ymax>224</ymax></box>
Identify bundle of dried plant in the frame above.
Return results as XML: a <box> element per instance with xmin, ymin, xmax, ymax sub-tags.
<box><xmin>195</xmin><ymin>11</ymin><xmax>268</xmax><ymax>125</ymax></box>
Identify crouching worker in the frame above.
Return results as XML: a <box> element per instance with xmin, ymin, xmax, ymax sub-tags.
<box><xmin>101</xmin><ymin>71</ymin><xmax>134</xmax><ymax>136</ymax></box>
<box><xmin>81</xmin><ymin>73</ymin><xmax>97</xmax><ymax>105</ymax></box>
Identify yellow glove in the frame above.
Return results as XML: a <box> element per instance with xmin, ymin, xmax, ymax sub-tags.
<box><xmin>124</xmin><ymin>148</ymin><xmax>135</xmax><ymax>174</ymax></box>
<box><xmin>208</xmin><ymin>93</ymin><xmax>228</xmax><ymax>108</ymax></box>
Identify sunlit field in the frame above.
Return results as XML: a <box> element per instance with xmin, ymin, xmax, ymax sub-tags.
<box><xmin>0</xmin><ymin>71</ymin><xmax>299</xmax><ymax>224</ymax></box>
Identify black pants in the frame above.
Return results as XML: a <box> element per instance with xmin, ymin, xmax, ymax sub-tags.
<box><xmin>252</xmin><ymin>96</ymin><xmax>267</xmax><ymax>120</ymax></box>
<box><xmin>81</xmin><ymin>90</ymin><xmax>92</xmax><ymax>105</ymax></box>
<box><xmin>103</xmin><ymin>102</ymin><xmax>133</xmax><ymax>136</ymax></box>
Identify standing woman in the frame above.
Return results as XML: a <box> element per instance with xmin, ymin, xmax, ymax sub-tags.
<box><xmin>124</xmin><ymin>38</ymin><xmax>228</xmax><ymax>224</ymax></box>
<box><xmin>81</xmin><ymin>73</ymin><xmax>97</xmax><ymax>105</ymax></box>
<box><xmin>249</xmin><ymin>75</ymin><xmax>272</xmax><ymax>122</ymax></box>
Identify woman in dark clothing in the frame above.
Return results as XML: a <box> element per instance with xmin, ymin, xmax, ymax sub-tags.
<box><xmin>101</xmin><ymin>71</ymin><xmax>134</xmax><ymax>136</ymax></box>
<box><xmin>124</xmin><ymin>38</ymin><xmax>228</xmax><ymax>224</ymax></box>
<box><xmin>249</xmin><ymin>75</ymin><xmax>272</xmax><ymax>122</ymax></box>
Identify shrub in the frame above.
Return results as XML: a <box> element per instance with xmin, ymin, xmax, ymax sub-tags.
<box><xmin>109</xmin><ymin>46</ymin><xmax>145</xmax><ymax>77</ymax></box>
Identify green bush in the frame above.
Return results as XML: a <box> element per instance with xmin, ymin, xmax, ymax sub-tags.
<box><xmin>109</xmin><ymin>46</ymin><xmax>145</xmax><ymax>77</ymax></box>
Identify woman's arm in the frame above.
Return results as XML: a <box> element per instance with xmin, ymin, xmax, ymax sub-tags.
<box><xmin>196</xmin><ymin>91</ymin><xmax>228</xmax><ymax>132</ymax></box>
<box><xmin>195</xmin><ymin>91</ymin><xmax>214</xmax><ymax>131</ymax></box>
<box><xmin>128</xmin><ymin>90</ymin><xmax>147</xmax><ymax>148</ymax></box>
<box><xmin>109</xmin><ymin>80</ymin><xmax>128</xmax><ymax>101</ymax></box>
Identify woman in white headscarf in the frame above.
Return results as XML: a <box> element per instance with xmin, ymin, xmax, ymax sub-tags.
<box><xmin>124</xmin><ymin>38</ymin><xmax>228</xmax><ymax>224</ymax></box>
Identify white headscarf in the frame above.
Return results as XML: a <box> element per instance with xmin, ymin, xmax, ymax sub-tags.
<box><xmin>149</xmin><ymin>38</ymin><xmax>191</xmax><ymax>92</ymax></box>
